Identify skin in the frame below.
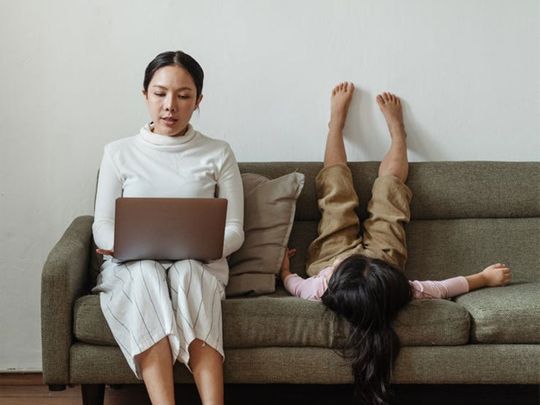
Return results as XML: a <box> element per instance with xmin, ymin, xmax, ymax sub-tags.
<box><xmin>376</xmin><ymin>91</ymin><xmax>408</xmax><ymax>182</ymax></box>
<box><xmin>465</xmin><ymin>263</ymin><xmax>512</xmax><ymax>289</ymax></box>
<box><xmin>143</xmin><ymin>64</ymin><xmax>203</xmax><ymax>137</ymax></box>
<box><xmin>97</xmin><ymin>64</ymin><xmax>224</xmax><ymax>405</ymax></box>
<box><xmin>280</xmin><ymin>83</ymin><xmax>512</xmax><ymax>292</ymax></box>
<box><xmin>135</xmin><ymin>337</ymin><xmax>174</xmax><ymax>404</ymax></box>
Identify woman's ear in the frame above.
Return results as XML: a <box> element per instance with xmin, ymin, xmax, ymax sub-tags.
<box><xmin>195</xmin><ymin>94</ymin><xmax>204</xmax><ymax>110</ymax></box>
<box><xmin>142</xmin><ymin>89</ymin><xmax>148</xmax><ymax>99</ymax></box>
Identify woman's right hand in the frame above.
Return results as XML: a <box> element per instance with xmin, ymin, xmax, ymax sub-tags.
<box><xmin>96</xmin><ymin>248</ymin><xmax>114</xmax><ymax>256</ymax></box>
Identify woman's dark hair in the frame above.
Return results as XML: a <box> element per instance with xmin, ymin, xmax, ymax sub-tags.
<box><xmin>321</xmin><ymin>254</ymin><xmax>412</xmax><ymax>405</ymax></box>
<box><xmin>143</xmin><ymin>51</ymin><xmax>204</xmax><ymax>98</ymax></box>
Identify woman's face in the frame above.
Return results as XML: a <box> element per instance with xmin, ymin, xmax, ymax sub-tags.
<box><xmin>143</xmin><ymin>65</ymin><xmax>202</xmax><ymax>136</ymax></box>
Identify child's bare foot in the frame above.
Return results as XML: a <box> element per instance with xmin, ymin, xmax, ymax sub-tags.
<box><xmin>330</xmin><ymin>82</ymin><xmax>355</xmax><ymax>131</ymax></box>
<box><xmin>376</xmin><ymin>92</ymin><xmax>405</xmax><ymax>137</ymax></box>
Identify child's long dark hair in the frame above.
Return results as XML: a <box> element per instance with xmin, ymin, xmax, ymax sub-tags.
<box><xmin>321</xmin><ymin>254</ymin><xmax>412</xmax><ymax>405</ymax></box>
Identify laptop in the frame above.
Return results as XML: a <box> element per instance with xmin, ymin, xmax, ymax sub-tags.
<box><xmin>113</xmin><ymin>197</ymin><xmax>228</xmax><ymax>262</ymax></box>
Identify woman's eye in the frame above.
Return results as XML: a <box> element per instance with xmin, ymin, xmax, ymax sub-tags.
<box><xmin>154</xmin><ymin>93</ymin><xmax>165</xmax><ymax>97</ymax></box>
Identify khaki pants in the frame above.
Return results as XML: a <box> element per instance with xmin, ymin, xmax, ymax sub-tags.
<box><xmin>306</xmin><ymin>164</ymin><xmax>412</xmax><ymax>276</ymax></box>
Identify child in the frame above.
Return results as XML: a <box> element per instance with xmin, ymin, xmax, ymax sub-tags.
<box><xmin>280</xmin><ymin>82</ymin><xmax>512</xmax><ymax>405</ymax></box>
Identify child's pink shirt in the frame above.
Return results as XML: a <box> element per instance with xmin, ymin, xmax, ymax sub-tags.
<box><xmin>283</xmin><ymin>266</ymin><xmax>469</xmax><ymax>301</ymax></box>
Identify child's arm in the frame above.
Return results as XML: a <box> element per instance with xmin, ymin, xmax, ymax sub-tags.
<box><xmin>465</xmin><ymin>263</ymin><xmax>512</xmax><ymax>291</ymax></box>
<box><xmin>411</xmin><ymin>263</ymin><xmax>512</xmax><ymax>300</ymax></box>
<box><xmin>280</xmin><ymin>248</ymin><xmax>328</xmax><ymax>301</ymax></box>
<box><xmin>279</xmin><ymin>248</ymin><xmax>296</xmax><ymax>282</ymax></box>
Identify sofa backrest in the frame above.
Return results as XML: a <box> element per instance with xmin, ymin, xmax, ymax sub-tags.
<box><xmin>239</xmin><ymin>162</ymin><xmax>540</xmax><ymax>283</ymax></box>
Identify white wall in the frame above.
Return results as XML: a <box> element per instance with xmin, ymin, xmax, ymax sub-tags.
<box><xmin>0</xmin><ymin>0</ymin><xmax>538</xmax><ymax>371</ymax></box>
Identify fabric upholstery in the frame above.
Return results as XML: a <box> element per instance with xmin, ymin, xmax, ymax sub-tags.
<box><xmin>405</xmin><ymin>218</ymin><xmax>540</xmax><ymax>283</ymax></box>
<box><xmin>227</xmin><ymin>172</ymin><xmax>304</xmax><ymax>296</ymax></box>
<box><xmin>41</xmin><ymin>216</ymin><xmax>93</xmax><ymax>384</ymax></box>
<box><xmin>392</xmin><ymin>344</ymin><xmax>540</xmax><ymax>384</ymax></box>
<box><xmin>456</xmin><ymin>282</ymin><xmax>540</xmax><ymax>343</ymax></box>
<box><xmin>69</xmin><ymin>343</ymin><xmax>540</xmax><ymax>385</ymax></box>
<box><xmin>74</xmin><ymin>292</ymin><xmax>470</xmax><ymax>348</ymax></box>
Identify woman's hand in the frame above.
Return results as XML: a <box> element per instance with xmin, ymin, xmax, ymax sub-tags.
<box><xmin>96</xmin><ymin>248</ymin><xmax>114</xmax><ymax>256</ymax></box>
<box><xmin>279</xmin><ymin>248</ymin><xmax>296</xmax><ymax>282</ymax></box>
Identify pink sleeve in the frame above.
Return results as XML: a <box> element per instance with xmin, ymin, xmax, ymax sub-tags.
<box><xmin>410</xmin><ymin>276</ymin><xmax>469</xmax><ymax>299</ymax></box>
<box><xmin>283</xmin><ymin>272</ymin><xmax>329</xmax><ymax>301</ymax></box>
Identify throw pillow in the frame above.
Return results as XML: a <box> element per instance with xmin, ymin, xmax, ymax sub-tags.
<box><xmin>226</xmin><ymin>172</ymin><xmax>305</xmax><ymax>297</ymax></box>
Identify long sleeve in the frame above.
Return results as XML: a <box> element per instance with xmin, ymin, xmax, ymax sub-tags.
<box><xmin>410</xmin><ymin>276</ymin><xmax>469</xmax><ymax>300</ymax></box>
<box><xmin>283</xmin><ymin>267</ymin><xmax>334</xmax><ymax>301</ymax></box>
<box><xmin>92</xmin><ymin>149</ymin><xmax>122</xmax><ymax>250</ymax></box>
<box><xmin>217</xmin><ymin>144</ymin><xmax>244</xmax><ymax>257</ymax></box>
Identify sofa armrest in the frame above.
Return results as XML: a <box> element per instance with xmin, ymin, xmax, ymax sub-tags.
<box><xmin>41</xmin><ymin>215</ymin><xmax>94</xmax><ymax>384</ymax></box>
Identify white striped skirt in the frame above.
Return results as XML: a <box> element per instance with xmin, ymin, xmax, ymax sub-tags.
<box><xmin>93</xmin><ymin>258</ymin><xmax>225</xmax><ymax>379</ymax></box>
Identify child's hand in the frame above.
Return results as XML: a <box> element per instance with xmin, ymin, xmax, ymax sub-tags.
<box><xmin>481</xmin><ymin>263</ymin><xmax>512</xmax><ymax>287</ymax></box>
<box><xmin>280</xmin><ymin>248</ymin><xmax>296</xmax><ymax>281</ymax></box>
<box><xmin>96</xmin><ymin>248</ymin><xmax>114</xmax><ymax>256</ymax></box>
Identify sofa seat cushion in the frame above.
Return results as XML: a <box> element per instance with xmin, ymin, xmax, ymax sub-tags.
<box><xmin>394</xmin><ymin>299</ymin><xmax>470</xmax><ymax>345</ymax></box>
<box><xmin>74</xmin><ymin>290</ymin><xmax>470</xmax><ymax>348</ymax></box>
<box><xmin>73</xmin><ymin>294</ymin><xmax>343</xmax><ymax>348</ymax></box>
<box><xmin>455</xmin><ymin>282</ymin><xmax>540</xmax><ymax>343</ymax></box>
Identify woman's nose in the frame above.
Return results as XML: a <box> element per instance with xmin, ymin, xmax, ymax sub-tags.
<box><xmin>164</xmin><ymin>96</ymin><xmax>177</xmax><ymax>112</ymax></box>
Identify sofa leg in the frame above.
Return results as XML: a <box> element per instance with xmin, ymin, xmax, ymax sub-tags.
<box><xmin>81</xmin><ymin>384</ymin><xmax>105</xmax><ymax>405</ymax></box>
<box><xmin>48</xmin><ymin>384</ymin><xmax>66</xmax><ymax>391</ymax></box>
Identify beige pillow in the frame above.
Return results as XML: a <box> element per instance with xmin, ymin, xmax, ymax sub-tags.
<box><xmin>226</xmin><ymin>172</ymin><xmax>305</xmax><ymax>297</ymax></box>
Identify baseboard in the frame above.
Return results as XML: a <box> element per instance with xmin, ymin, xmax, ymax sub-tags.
<box><xmin>0</xmin><ymin>373</ymin><xmax>43</xmax><ymax>386</ymax></box>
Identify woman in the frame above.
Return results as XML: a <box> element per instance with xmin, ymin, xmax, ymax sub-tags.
<box><xmin>92</xmin><ymin>51</ymin><xmax>244</xmax><ymax>405</ymax></box>
<box><xmin>280</xmin><ymin>82</ymin><xmax>512</xmax><ymax>405</ymax></box>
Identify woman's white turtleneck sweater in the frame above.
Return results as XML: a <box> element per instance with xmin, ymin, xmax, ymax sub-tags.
<box><xmin>92</xmin><ymin>124</ymin><xmax>244</xmax><ymax>285</ymax></box>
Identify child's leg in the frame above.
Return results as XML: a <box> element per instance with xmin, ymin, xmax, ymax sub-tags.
<box><xmin>377</xmin><ymin>92</ymin><xmax>408</xmax><ymax>181</ymax></box>
<box><xmin>306</xmin><ymin>83</ymin><xmax>362</xmax><ymax>276</ymax></box>
<box><xmin>360</xmin><ymin>93</ymin><xmax>412</xmax><ymax>271</ymax></box>
<box><xmin>324</xmin><ymin>82</ymin><xmax>354</xmax><ymax>167</ymax></box>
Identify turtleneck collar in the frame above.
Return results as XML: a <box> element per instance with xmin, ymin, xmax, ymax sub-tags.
<box><xmin>139</xmin><ymin>123</ymin><xmax>197</xmax><ymax>147</ymax></box>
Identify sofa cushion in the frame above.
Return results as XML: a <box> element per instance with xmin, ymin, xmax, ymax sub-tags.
<box><xmin>455</xmin><ymin>282</ymin><xmax>540</xmax><ymax>344</ymax></box>
<box><xmin>227</xmin><ymin>172</ymin><xmax>305</xmax><ymax>297</ymax></box>
<box><xmin>393</xmin><ymin>299</ymin><xmax>470</xmax><ymax>346</ymax></box>
<box><xmin>404</xmin><ymin>218</ymin><xmax>540</xmax><ymax>283</ymax></box>
<box><xmin>74</xmin><ymin>292</ymin><xmax>470</xmax><ymax>348</ymax></box>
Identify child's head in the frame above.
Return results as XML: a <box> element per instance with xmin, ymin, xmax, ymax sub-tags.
<box><xmin>321</xmin><ymin>254</ymin><xmax>412</xmax><ymax>405</ymax></box>
<box><xmin>322</xmin><ymin>254</ymin><xmax>412</xmax><ymax>325</ymax></box>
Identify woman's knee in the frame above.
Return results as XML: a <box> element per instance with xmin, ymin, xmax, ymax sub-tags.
<box><xmin>113</xmin><ymin>260</ymin><xmax>167</xmax><ymax>295</ymax></box>
<box><xmin>168</xmin><ymin>259</ymin><xmax>203</xmax><ymax>285</ymax></box>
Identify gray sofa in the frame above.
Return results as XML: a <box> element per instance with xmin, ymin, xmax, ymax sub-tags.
<box><xmin>41</xmin><ymin>161</ymin><xmax>540</xmax><ymax>404</ymax></box>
